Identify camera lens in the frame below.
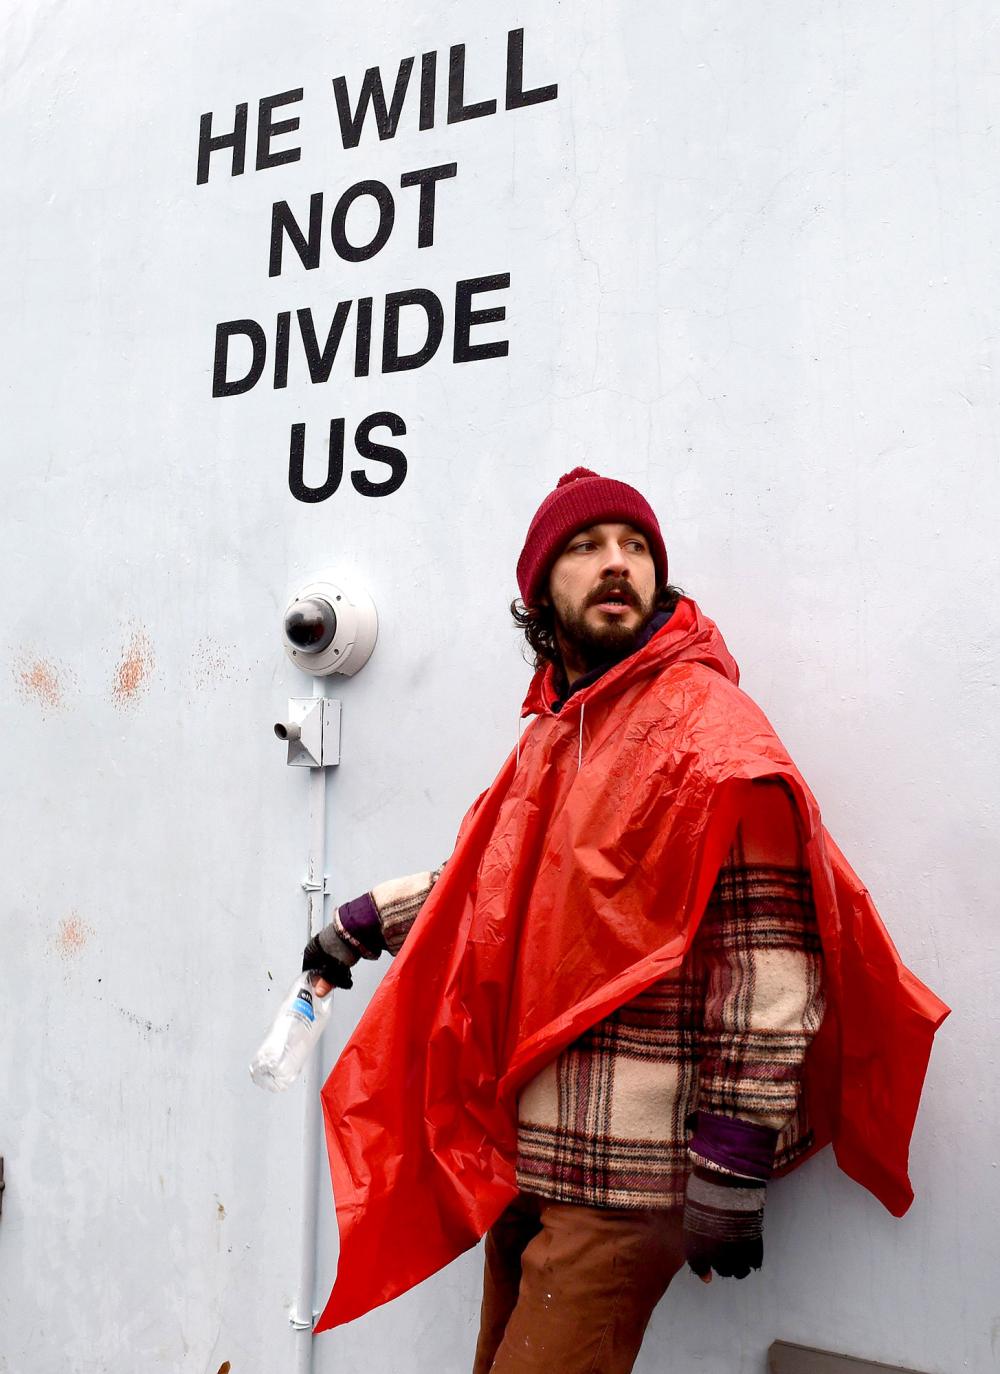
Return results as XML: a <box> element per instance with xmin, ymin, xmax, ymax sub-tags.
<box><xmin>285</xmin><ymin>598</ymin><xmax>337</xmax><ymax>654</ymax></box>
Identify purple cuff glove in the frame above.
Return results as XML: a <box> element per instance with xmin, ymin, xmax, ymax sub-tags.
<box><xmin>301</xmin><ymin>893</ymin><xmax>385</xmax><ymax>991</ymax></box>
<box><xmin>683</xmin><ymin>1112</ymin><xmax>777</xmax><ymax>1280</ymax></box>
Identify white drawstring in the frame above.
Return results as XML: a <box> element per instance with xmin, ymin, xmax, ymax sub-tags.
<box><xmin>577</xmin><ymin>701</ymin><xmax>586</xmax><ymax>770</ymax></box>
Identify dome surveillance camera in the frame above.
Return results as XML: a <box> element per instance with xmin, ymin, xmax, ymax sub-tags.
<box><xmin>284</xmin><ymin>597</ymin><xmax>338</xmax><ymax>655</ymax></box>
<box><xmin>281</xmin><ymin>572</ymin><xmax>378</xmax><ymax>677</ymax></box>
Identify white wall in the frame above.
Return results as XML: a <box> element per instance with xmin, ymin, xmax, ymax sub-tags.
<box><xmin>2</xmin><ymin>2</ymin><xmax>996</xmax><ymax>1371</ymax></box>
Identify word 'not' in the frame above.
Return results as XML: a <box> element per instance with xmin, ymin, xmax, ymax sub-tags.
<box><xmin>269</xmin><ymin>164</ymin><xmax>457</xmax><ymax>275</ymax></box>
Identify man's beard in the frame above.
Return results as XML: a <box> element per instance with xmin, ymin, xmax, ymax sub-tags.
<box><xmin>555</xmin><ymin>580</ymin><xmax>657</xmax><ymax>674</ymax></box>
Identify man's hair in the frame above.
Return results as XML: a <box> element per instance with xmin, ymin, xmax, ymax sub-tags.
<box><xmin>510</xmin><ymin>583</ymin><xmax>686</xmax><ymax>671</ymax></box>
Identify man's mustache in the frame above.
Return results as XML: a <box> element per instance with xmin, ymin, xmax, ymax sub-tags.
<box><xmin>587</xmin><ymin>579</ymin><xmax>639</xmax><ymax>608</ymax></box>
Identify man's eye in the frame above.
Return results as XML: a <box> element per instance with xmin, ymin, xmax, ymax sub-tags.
<box><xmin>571</xmin><ymin>541</ymin><xmax>595</xmax><ymax>553</ymax></box>
<box><xmin>626</xmin><ymin>541</ymin><xmax>647</xmax><ymax>553</ymax></box>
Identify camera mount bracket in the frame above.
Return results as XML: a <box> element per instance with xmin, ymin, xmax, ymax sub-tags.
<box><xmin>274</xmin><ymin>698</ymin><xmax>342</xmax><ymax>768</ymax></box>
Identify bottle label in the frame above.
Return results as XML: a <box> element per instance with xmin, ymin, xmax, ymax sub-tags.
<box><xmin>292</xmin><ymin>989</ymin><xmax>315</xmax><ymax>1023</ymax></box>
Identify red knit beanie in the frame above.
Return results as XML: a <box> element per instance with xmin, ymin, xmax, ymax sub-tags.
<box><xmin>516</xmin><ymin>468</ymin><xmax>668</xmax><ymax>605</ymax></box>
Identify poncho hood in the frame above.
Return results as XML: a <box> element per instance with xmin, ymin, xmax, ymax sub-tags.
<box><xmin>316</xmin><ymin>597</ymin><xmax>949</xmax><ymax>1331</ymax></box>
<box><xmin>520</xmin><ymin>596</ymin><xmax>741</xmax><ymax>718</ymax></box>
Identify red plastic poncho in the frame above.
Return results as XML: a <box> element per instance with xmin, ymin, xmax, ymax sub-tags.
<box><xmin>316</xmin><ymin>597</ymin><xmax>948</xmax><ymax>1331</ymax></box>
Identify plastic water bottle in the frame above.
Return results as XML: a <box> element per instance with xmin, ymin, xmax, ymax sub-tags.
<box><xmin>250</xmin><ymin>969</ymin><xmax>334</xmax><ymax>1092</ymax></box>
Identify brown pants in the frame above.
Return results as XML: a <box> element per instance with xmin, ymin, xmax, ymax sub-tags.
<box><xmin>472</xmin><ymin>1193</ymin><xmax>686</xmax><ymax>1374</ymax></box>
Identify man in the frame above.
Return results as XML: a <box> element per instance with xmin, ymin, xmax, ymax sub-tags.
<box><xmin>302</xmin><ymin>469</ymin><xmax>947</xmax><ymax>1368</ymax></box>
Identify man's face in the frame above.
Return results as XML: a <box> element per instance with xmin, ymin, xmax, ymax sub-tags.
<box><xmin>545</xmin><ymin>522</ymin><xmax>658</xmax><ymax>680</ymax></box>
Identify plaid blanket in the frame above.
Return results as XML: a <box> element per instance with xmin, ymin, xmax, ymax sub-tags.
<box><xmin>368</xmin><ymin>780</ymin><xmax>824</xmax><ymax>1209</ymax></box>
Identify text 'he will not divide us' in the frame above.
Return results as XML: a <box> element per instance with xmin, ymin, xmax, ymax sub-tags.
<box><xmin>197</xmin><ymin>28</ymin><xmax>558</xmax><ymax>501</ymax></box>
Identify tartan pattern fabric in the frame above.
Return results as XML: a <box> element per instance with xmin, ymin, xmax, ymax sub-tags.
<box><xmin>370</xmin><ymin>783</ymin><xmax>825</xmax><ymax>1210</ymax></box>
<box><xmin>515</xmin><ymin>970</ymin><xmax>704</xmax><ymax>1207</ymax></box>
<box><xmin>694</xmin><ymin>861</ymin><xmax>823</xmax><ymax>1132</ymax></box>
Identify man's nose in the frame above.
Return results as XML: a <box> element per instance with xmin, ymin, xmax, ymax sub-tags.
<box><xmin>599</xmin><ymin>540</ymin><xmax>629</xmax><ymax>575</ymax></box>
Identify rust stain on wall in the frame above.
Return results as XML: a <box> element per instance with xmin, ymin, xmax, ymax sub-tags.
<box><xmin>191</xmin><ymin>637</ymin><xmax>235</xmax><ymax>689</ymax></box>
<box><xmin>13</xmin><ymin>655</ymin><xmax>74</xmax><ymax>713</ymax></box>
<box><xmin>112</xmin><ymin>627</ymin><xmax>154</xmax><ymax>708</ymax></box>
<box><xmin>54</xmin><ymin>912</ymin><xmax>93</xmax><ymax>960</ymax></box>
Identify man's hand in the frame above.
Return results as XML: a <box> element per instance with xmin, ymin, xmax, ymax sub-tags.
<box><xmin>683</xmin><ymin>1166</ymin><xmax>766</xmax><ymax>1281</ymax></box>
<box><xmin>302</xmin><ymin>926</ymin><xmax>359</xmax><ymax>993</ymax></box>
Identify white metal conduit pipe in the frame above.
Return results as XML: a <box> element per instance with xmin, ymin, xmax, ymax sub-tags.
<box><xmin>275</xmin><ymin>572</ymin><xmax>378</xmax><ymax>1372</ymax></box>
<box><xmin>291</xmin><ymin>673</ymin><xmax>328</xmax><ymax>1374</ymax></box>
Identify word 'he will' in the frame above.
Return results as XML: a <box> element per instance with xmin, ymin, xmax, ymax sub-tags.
<box><xmin>195</xmin><ymin>29</ymin><xmax>557</xmax><ymax>184</ymax></box>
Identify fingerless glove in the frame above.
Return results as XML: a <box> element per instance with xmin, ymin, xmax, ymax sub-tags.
<box><xmin>683</xmin><ymin>1166</ymin><xmax>766</xmax><ymax>1280</ymax></box>
<box><xmin>301</xmin><ymin>894</ymin><xmax>386</xmax><ymax>990</ymax></box>
<box><xmin>302</xmin><ymin>927</ymin><xmax>357</xmax><ymax>990</ymax></box>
